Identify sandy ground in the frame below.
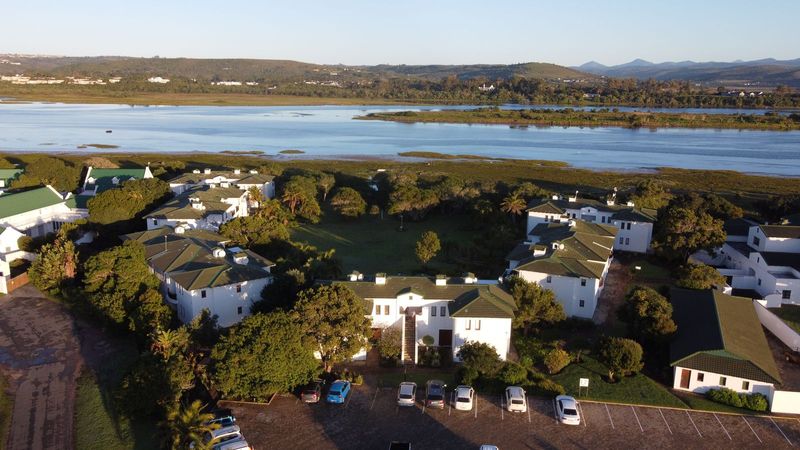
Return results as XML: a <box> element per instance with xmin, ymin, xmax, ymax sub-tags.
<box><xmin>593</xmin><ymin>258</ymin><xmax>631</xmax><ymax>329</ymax></box>
<box><xmin>0</xmin><ymin>285</ymin><xmax>83</xmax><ymax>450</ymax></box>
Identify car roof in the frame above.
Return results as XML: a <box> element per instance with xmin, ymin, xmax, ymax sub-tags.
<box><xmin>506</xmin><ymin>386</ymin><xmax>524</xmax><ymax>396</ymax></box>
<box><xmin>456</xmin><ymin>386</ymin><xmax>472</xmax><ymax>394</ymax></box>
<box><xmin>400</xmin><ymin>381</ymin><xmax>417</xmax><ymax>386</ymax></box>
<box><xmin>331</xmin><ymin>380</ymin><xmax>348</xmax><ymax>387</ymax></box>
<box><xmin>556</xmin><ymin>395</ymin><xmax>577</xmax><ymax>407</ymax></box>
<box><xmin>211</xmin><ymin>425</ymin><xmax>241</xmax><ymax>438</ymax></box>
<box><xmin>399</xmin><ymin>383</ymin><xmax>415</xmax><ymax>393</ymax></box>
<box><xmin>427</xmin><ymin>379</ymin><xmax>445</xmax><ymax>385</ymax></box>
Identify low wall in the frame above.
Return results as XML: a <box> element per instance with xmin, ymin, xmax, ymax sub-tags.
<box><xmin>6</xmin><ymin>272</ymin><xmax>29</xmax><ymax>293</ymax></box>
<box><xmin>753</xmin><ymin>301</ymin><xmax>800</xmax><ymax>351</ymax></box>
<box><xmin>771</xmin><ymin>389</ymin><xmax>800</xmax><ymax>414</ymax></box>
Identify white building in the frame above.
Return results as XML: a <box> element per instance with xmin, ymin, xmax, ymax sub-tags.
<box><xmin>147</xmin><ymin>76</ymin><xmax>170</xmax><ymax>83</ymax></box>
<box><xmin>145</xmin><ymin>185</ymin><xmax>249</xmax><ymax>231</ymax></box>
<box><xmin>81</xmin><ymin>166</ymin><xmax>154</xmax><ymax>196</ymax></box>
<box><xmin>670</xmin><ymin>288</ymin><xmax>781</xmax><ymax>397</ymax></box>
<box><xmin>336</xmin><ymin>274</ymin><xmax>516</xmax><ymax>363</ymax></box>
<box><xmin>526</xmin><ymin>195</ymin><xmax>655</xmax><ymax>253</ymax></box>
<box><xmin>167</xmin><ymin>169</ymin><xmax>275</xmax><ymax>201</ymax></box>
<box><xmin>122</xmin><ymin>227</ymin><xmax>274</xmax><ymax>327</ymax></box>
<box><xmin>702</xmin><ymin>223</ymin><xmax>800</xmax><ymax>306</ymax></box>
<box><xmin>0</xmin><ymin>185</ymin><xmax>87</xmax><ymax>238</ymax></box>
<box><xmin>0</xmin><ymin>226</ymin><xmax>34</xmax><ymax>294</ymax></box>
<box><xmin>507</xmin><ymin>220</ymin><xmax>617</xmax><ymax>319</ymax></box>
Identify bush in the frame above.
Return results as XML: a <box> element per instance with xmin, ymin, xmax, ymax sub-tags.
<box><xmin>533</xmin><ymin>378</ymin><xmax>566</xmax><ymax>396</ymax></box>
<box><xmin>377</xmin><ymin>326</ymin><xmax>402</xmax><ymax>361</ymax></box>
<box><xmin>543</xmin><ymin>348</ymin><xmax>571</xmax><ymax>374</ymax></box>
<box><xmin>706</xmin><ymin>388</ymin><xmax>769</xmax><ymax>412</ymax></box>
<box><xmin>499</xmin><ymin>361</ymin><xmax>528</xmax><ymax>385</ymax></box>
<box><xmin>676</xmin><ymin>263</ymin><xmax>726</xmax><ymax>290</ymax></box>
<box><xmin>368</xmin><ymin>204</ymin><xmax>380</xmax><ymax>215</ymax></box>
<box><xmin>421</xmin><ymin>335</ymin><xmax>435</xmax><ymax>346</ymax></box>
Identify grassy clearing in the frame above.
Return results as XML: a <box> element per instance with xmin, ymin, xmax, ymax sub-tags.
<box><xmin>0</xmin><ymin>373</ymin><xmax>12</xmax><ymax>448</ymax></box>
<box><xmin>74</xmin><ymin>340</ymin><xmax>158</xmax><ymax>450</ymax></box>
<box><xmin>769</xmin><ymin>304</ymin><xmax>800</xmax><ymax>334</ymax></box>
<box><xmin>550</xmin><ymin>355</ymin><xmax>686</xmax><ymax>408</ymax></box>
<box><xmin>292</xmin><ymin>212</ymin><xmax>473</xmax><ymax>275</ymax></box>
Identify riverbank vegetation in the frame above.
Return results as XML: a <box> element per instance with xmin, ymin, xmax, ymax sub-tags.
<box><xmin>361</xmin><ymin>107</ymin><xmax>800</xmax><ymax>130</ymax></box>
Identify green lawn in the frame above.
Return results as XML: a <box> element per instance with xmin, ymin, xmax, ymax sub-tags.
<box><xmin>0</xmin><ymin>373</ymin><xmax>12</xmax><ymax>448</ymax></box>
<box><xmin>75</xmin><ymin>341</ymin><xmax>158</xmax><ymax>450</ymax></box>
<box><xmin>769</xmin><ymin>304</ymin><xmax>800</xmax><ymax>334</ymax></box>
<box><xmin>550</xmin><ymin>355</ymin><xmax>686</xmax><ymax>408</ymax></box>
<box><xmin>292</xmin><ymin>212</ymin><xmax>474</xmax><ymax>275</ymax></box>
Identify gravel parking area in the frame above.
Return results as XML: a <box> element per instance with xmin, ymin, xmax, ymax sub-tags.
<box><xmin>225</xmin><ymin>377</ymin><xmax>800</xmax><ymax>449</ymax></box>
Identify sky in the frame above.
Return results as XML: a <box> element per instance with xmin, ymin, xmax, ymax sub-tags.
<box><xmin>2</xmin><ymin>0</ymin><xmax>799</xmax><ymax>66</ymax></box>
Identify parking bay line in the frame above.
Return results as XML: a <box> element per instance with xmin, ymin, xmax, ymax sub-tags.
<box><xmin>714</xmin><ymin>413</ymin><xmax>732</xmax><ymax>441</ymax></box>
<box><xmin>742</xmin><ymin>416</ymin><xmax>761</xmax><ymax>444</ymax></box>
<box><xmin>658</xmin><ymin>409</ymin><xmax>672</xmax><ymax>435</ymax></box>
<box><xmin>527</xmin><ymin>396</ymin><xmax>531</xmax><ymax>424</ymax></box>
<box><xmin>474</xmin><ymin>395</ymin><xmax>478</xmax><ymax>419</ymax></box>
<box><xmin>578</xmin><ymin>401</ymin><xmax>586</xmax><ymax>428</ymax></box>
<box><xmin>631</xmin><ymin>406</ymin><xmax>643</xmax><ymax>432</ymax></box>
<box><xmin>370</xmin><ymin>386</ymin><xmax>379</xmax><ymax>411</ymax></box>
<box><xmin>605</xmin><ymin>403</ymin><xmax>615</xmax><ymax>429</ymax></box>
<box><xmin>770</xmin><ymin>417</ymin><xmax>794</xmax><ymax>447</ymax></box>
<box><xmin>448</xmin><ymin>391</ymin><xmax>452</xmax><ymax>416</ymax></box>
<box><xmin>500</xmin><ymin>395</ymin><xmax>504</xmax><ymax>421</ymax></box>
<box><xmin>686</xmin><ymin>411</ymin><xmax>702</xmax><ymax>438</ymax></box>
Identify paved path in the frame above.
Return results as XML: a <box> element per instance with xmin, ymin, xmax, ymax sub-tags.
<box><xmin>0</xmin><ymin>285</ymin><xmax>83</xmax><ymax>450</ymax></box>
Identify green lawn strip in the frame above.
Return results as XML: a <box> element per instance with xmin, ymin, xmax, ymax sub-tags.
<box><xmin>0</xmin><ymin>373</ymin><xmax>12</xmax><ymax>448</ymax></box>
<box><xmin>550</xmin><ymin>355</ymin><xmax>686</xmax><ymax>408</ymax></box>
<box><xmin>768</xmin><ymin>304</ymin><xmax>800</xmax><ymax>334</ymax></box>
<box><xmin>673</xmin><ymin>391</ymin><xmax>768</xmax><ymax>415</ymax></box>
<box><xmin>75</xmin><ymin>340</ymin><xmax>158</xmax><ymax>450</ymax></box>
<box><xmin>292</xmin><ymin>213</ymin><xmax>472</xmax><ymax>275</ymax></box>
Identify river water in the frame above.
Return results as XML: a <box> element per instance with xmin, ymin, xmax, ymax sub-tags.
<box><xmin>1</xmin><ymin>102</ymin><xmax>799</xmax><ymax>176</ymax></box>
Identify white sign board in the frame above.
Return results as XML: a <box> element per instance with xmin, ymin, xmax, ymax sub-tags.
<box><xmin>579</xmin><ymin>378</ymin><xmax>590</xmax><ymax>388</ymax></box>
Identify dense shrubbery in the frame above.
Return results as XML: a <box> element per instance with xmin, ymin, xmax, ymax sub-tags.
<box><xmin>706</xmin><ymin>388</ymin><xmax>769</xmax><ymax>412</ymax></box>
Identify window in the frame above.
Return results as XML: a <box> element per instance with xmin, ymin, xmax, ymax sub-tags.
<box><xmin>697</xmin><ymin>372</ymin><xmax>704</xmax><ymax>382</ymax></box>
<box><xmin>475</xmin><ymin>320</ymin><xmax>481</xmax><ymax>330</ymax></box>
<box><xmin>601</xmin><ymin>216</ymin><xmax>606</xmax><ymax>223</ymax></box>
<box><xmin>384</xmin><ymin>305</ymin><xmax>390</xmax><ymax>315</ymax></box>
<box><xmin>757</xmin><ymin>257</ymin><xmax>760</xmax><ymax>263</ymax></box>
<box><xmin>465</xmin><ymin>320</ymin><xmax>471</xmax><ymax>330</ymax></box>
<box><xmin>409</xmin><ymin>295</ymin><xmax>413</xmax><ymax>300</ymax></box>
<box><xmin>753</xmin><ymin>236</ymin><xmax>760</xmax><ymax>246</ymax></box>
<box><xmin>625</xmin><ymin>237</ymin><xmax>630</xmax><ymax>245</ymax></box>
<box><xmin>619</xmin><ymin>237</ymin><xmax>624</xmax><ymax>245</ymax></box>
<box><xmin>627</xmin><ymin>223</ymin><xmax>632</xmax><ymax>230</ymax></box>
<box><xmin>152</xmin><ymin>219</ymin><xmax>158</xmax><ymax>226</ymax></box>
<box><xmin>431</xmin><ymin>306</ymin><xmax>437</xmax><ymax>316</ymax></box>
<box><xmin>758</xmin><ymin>278</ymin><xmax>762</xmax><ymax>286</ymax></box>
<box><xmin>742</xmin><ymin>381</ymin><xmax>750</xmax><ymax>390</ymax></box>
<box><xmin>440</xmin><ymin>306</ymin><xmax>446</xmax><ymax>316</ymax></box>
<box><xmin>546</xmin><ymin>276</ymin><xmax>552</xmax><ymax>283</ymax></box>
<box><xmin>375</xmin><ymin>304</ymin><xmax>381</xmax><ymax>315</ymax></box>
<box><xmin>580</xmin><ymin>279</ymin><xmax>587</xmax><ymax>287</ymax></box>
<box><xmin>201</xmin><ymin>290</ymin><xmax>206</xmax><ymax>298</ymax></box>
<box><xmin>237</xmin><ymin>306</ymin><xmax>243</xmax><ymax>315</ymax></box>
<box><xmin>719</xmin><ymin>376</ymin><xmax>727</xmax><ymax>386</ymax></box>
<box><xmin>236</xmin><ymin>284</ymin><xmax>242</xmax><ymax>293</ymax></box>
<box><xmin>783</xmin><ymin>290</ymin><xmax>792</xmax><ymax>300</ymax></box>
<box><xmin>579</xmin><ymin>300</ymin><xmax>585</xmax><ymax>307</ymax></box>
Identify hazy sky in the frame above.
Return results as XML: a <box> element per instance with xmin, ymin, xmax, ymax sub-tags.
<box><xmin>3</xmin><ymin>0</ymin><xmax>798</xmax><ymax>66</ymax></box>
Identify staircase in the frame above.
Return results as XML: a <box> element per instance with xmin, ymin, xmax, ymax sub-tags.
<box><xmin>403</xmin><ymin>314</ymin><xmax>416</xmax><ymax>365</ymax></box>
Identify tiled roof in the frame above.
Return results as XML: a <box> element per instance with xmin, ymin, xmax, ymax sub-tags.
<box><xmin>64</xmin><ymin>194</ymin><xmax>92</xmax><ymax>210</ymax></box>
<box><xmin>526</xmin><ymin>197</ymin><xmax>655</xmax><ymax>223</ymax></box>
<box><xmin>85</xmin><ymin>167</ymin><xmax>148</xmax><ymax>193</ymax></box>
<box><xmin>760</xmin><ymin>225</ymin><xmax>800</xmax><ymax>239</ymax></box>
<box><xmin>0</xmin><ymin>186</ymin><xmax>64</xmax><ymax>219</ymax></box>
<box><xmin>723</xmin><ymin>218</ymin><xmax>758</xmax><ymax>237</ymax></box>
<box><xmin>449</xmin><ymin>285</ymin><xmax>516</xmax><ymax>318</ymax></box>
<box><xmin>514</xmin><ymin>221</ymin><xmax>617</xmax><ymax>279</ymax></box>
<box><xmin>669</xmin><ymin>288</ymin><xmax>781</xmax><ymax>385</ymax></box>
<box><xmin>760</xmin><ymin>252</ymin><xmax>800</xmax><ymax>272</ymax></box>
<box><xmin>145</xmin><ymin>185</ymin><xmax>245</xmax><ymax>220</ymax></box>
<box><xmin>121</xmin><ymin>227</ymin><xmax>273</xmax><ymax>290</ymax></box>
<box><xmin>168</xmin><ymin>171</ymin><xmax>274</xmax><ymax>186</ymax></box>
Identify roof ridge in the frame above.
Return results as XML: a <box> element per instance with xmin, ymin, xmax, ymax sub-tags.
<box><xmin>710</xmin><ymin>291</ymin><xmax>727</xmax><ymax>352</ymax></box>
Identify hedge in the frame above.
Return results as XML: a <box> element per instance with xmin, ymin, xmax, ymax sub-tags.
<box><xmin>706</xmin><ymin>387</ymin><xmax>769</xmax><ymax>412</ymax></box>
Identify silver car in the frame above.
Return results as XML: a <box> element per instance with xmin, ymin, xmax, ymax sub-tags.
<box><xmin>504</xmin><ymin>386</ymin><xmax>527</xmax><ymax>413</ymax></box>
<box><xmin>454</xmin><ymin>385</ymin><xmax>475</xmax><ymax>411</ymax></box>
<box><xmin>397</xmin><ymin>381</ymin><xmax>417</xmax><ymax>406</ymax></box>
<box><xmin>555</xmin><ymin>395</ymin><xmax>581</xmax><ymax>425</ymax></box>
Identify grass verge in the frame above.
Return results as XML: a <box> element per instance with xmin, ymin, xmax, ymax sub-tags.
<box><xmin>769</xmin><ymin>304</ymin><xmax>800</xmax><ymax>334</ymax></box>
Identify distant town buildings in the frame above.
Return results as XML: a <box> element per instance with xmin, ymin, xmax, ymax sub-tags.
<box><xmin>147</xmin><ymin>76</ymin><xmax>170</xmax><ymax>83</ymax></box>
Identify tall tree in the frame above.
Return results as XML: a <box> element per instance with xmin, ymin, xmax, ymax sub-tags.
<box><xmin>629</xmin><ymin>179</ymin><xmax>672</xmax><ymax>210</ymax></box>
<box><xmin>415</xmin><ymin>230</ymin><xmax>441</xmax><ymax>266</ymax></box>
<box><xmin>653</xmin><ymin>206</ymin><xmax>725</xmax><ymax>263</ymax></box>
<box><xmin>164</xmin><ymin>400</ymin><xmax>218</xmax><ymax>450</ymax></box>
<box><xmin>617</xmin><ymin>286</ymin><xmax>676</xmax><ymax>342</ymax></box>
<box><xmin>87</xmin><ymin>178</ymin><xmax>172</xmax><ymax>225</ymax></box>
<box><xmin>28</xmin><ymin>227</ymin><xmax>78</xmax><ymax>293</ymax></box>
<box><xmin>507</xmin><ymin>276</ymin><xmax>565</xmax><ymax>335</ymax></box>
<box><xmin>292</xmin><ymin>285</ymin><xmax>371</xmax><ymax>372</ymax></box>
<box><xmin>11</xmin><ymin>156</ymin><xmax>82</xmax><ymax>192</ymax></box>
<box><xmin>676</xmin><ymin>263</ymin><xmax>726</xmax><ymax>290</ymax></box>
<box><xmin>329</xmin><ymin>187</ymin><xmax>367</xmax><ymax>218</ymax></box>
<box><xmin>219</xmin><ymin>215</ymin><xmax>290</xmax><ymax>247</ymax></box>
<box><xmin>500</xmin><ymin>193</ymin><xmax>527</xmax><ymax>223</ymax></box>
<box><xmin>597</xmin><ymin>336</ymin><xmax>644</xmax><ymax>382</ymax></box>
<box><xmin>211</xmin><ymin>311</ymin><xmax>318</xmax><ymax>400</ymax></box>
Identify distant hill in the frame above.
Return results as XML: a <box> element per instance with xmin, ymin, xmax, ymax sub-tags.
<box><xmin>575</xmin><ymin>58</ymin><xmax>800</xmax><ymax>87</ymax></box>
<box><xmin>0</xmin><ymin>54</ymin><xmax>594</xmax><ymax>82</ymax></box>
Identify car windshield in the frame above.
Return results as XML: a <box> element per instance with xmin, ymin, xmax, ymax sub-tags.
<box><xmin>511</xmin><ymin>399</ymin><xmax>524</xmax><ymax>404</ymax></box>
<box><xmin>428</xmin><ymin>394</ymin><xmax>444</xmax><ymax>401</ymax></box>
<box><xmin>330</xmin><ymin>389</ymin><xmax>340</xmax><ymax>395</ymax></box>
<box><xmin>564</xmin><ymin>408</ymin><xmax>578</xmax><ymax>416</ymax></box>
<box><xmin>457</xmin><ymin>397</ymin><xmax>470</xmax><ymax>402</ymax></box>
<box><xmin>399</xmin><ymin>394</ymin><xmax>412</xmax><ymax>399</ymax></box>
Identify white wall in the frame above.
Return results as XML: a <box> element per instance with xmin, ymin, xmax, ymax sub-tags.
<box><xmin>515</xmin><ymin>270</ymin><xmax>600</xmax><ymax>319</ymax></box>
<box><xmin>177</xmin><ymin>278</ymin><xmax>271</xmax><ymax>327</ymax></box>
<box><xmin>526</xmin><ymin>212</ymin><xmax>563</xmax><ymax>235</ymax></box>
<box><xmin>452</xmin><ymin>317</ymin><xmax>512</xmax><ymax>361</ymax></box>
<box><xmin>0</xmin><ymin>203</ymin><xmax>86</xmax><ymax>238</ymax></box>
<box><xmin>672</xmin><ymin>366</ymin><xmax>773</xmax><ymax>395</ymax></box>
<box><xmin>611</xmin><ymin>220</ymin><xmax>652</xmax><ymax>253</ymax></box>
<box><xmin>770</xmin><ymin>389</ymin><xmax>800</xmax><ymax>414</ymax></box>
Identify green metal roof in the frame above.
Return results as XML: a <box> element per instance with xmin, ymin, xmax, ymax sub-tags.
<box><xmin>0</xmin><ymin>186</ymin><xmax>64</xmax><ymax>219</ymax></box>
<box><xmin>0</xmin><ymin>168</ymin><xmax>22</xmax><ymax>183</ymax></box>
<box><xmin>86</xmin><ymin>167</ymin><xmax>148</xmax><ymax>193</ymax></box>
<box><xmin>146</xmin><ymin>185</ymin><xmax>245</xmax><ymax>220</ymax></box>
<box><xmin>760</xmin><ymin>225</ymin><xmax>800</xmax><ymax>239</ymax></box>
<box><xmin>449</xmin><ymin>285</ymin><xmax>516</xmax><ymax>318</ymax></box>
<box><xmin>670</xmin><ymin>288</ymin><xmax>781</xmax><ymax>385</ymax></box>
<box><xmin>64</xmin><ymin>194</ymin><xmax>92</xmax><ymax>210</ymax></box>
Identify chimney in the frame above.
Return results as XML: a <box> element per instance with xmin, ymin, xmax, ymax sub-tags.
<box><xmin>551</xmin><ymin>194</ymin><xmax>560</xmax><ymax>201</ymax></box>
<box><xmin>212</xmin><ymin>247</ymin><xmax>226</xmax><ymax>258</ymax></box>
<box><xmin>435</xmin><ymin>274</ymin><xmax>447</xmax><ymax>286</ymax></box>
<box><xmin>249</xmin><ymin>169</ymin><xmax>258</xmax><ymax>174</ymax></box>
<box><xmin>192</xmin><ymin>169</ymin><xmax>201</xmax><ymax>174</ymax></box>
<box><xmin>463</xmin><ymin>272</ymin><xmax>477</xmax><ymax>284</ymax></box>
<box><xmin>375</xmin><ymin>273</ymin><xmax>386</xmax><ymax>285</ymax></box>
<box><xmin>221</xmin><ymin>182</ymin><xmax>230</xmax><ymax>188</ymax></box>
<box><xmin>174</xmin><ymin>225</ymin><xmax>186</xmax><ymax>234</ymax></box>
<box><xmin>204</xmin><ymin>168</ymin><xmax>212</xmax><ymax>174</ymax></box>
<box><xmin>349</xmin><ymin>271</ymin><xmax>363</xmax><ymax>281</ymax></box>
<box><xmin>568</xmin><ymin>191</ymin><xmax>578</xmax><ymax>203</ymax></box>
<box><xmin>233</xmin><ymin>253</ymin><xmax>249</xmax><ymax>265</ymax></box>
<box><xmin>626</xmin><ymin>201</ymin><xmax>635</xmax><ymax>207</ymax></box>
<box><xmin>234</xmin><ymin>169</ymin><xmax>241</xmax><ymax>175</ymax></box>
<box><xmin>568</xmin><ymin>219</ymin><xmax>577</xmax><ymax>227</ymax></box>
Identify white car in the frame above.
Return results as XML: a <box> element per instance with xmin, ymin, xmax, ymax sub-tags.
<box><xmin>555</xmin><ymin>395</ymin><xmax>581</xmax><ymax>425</ymax></box>
<box><xmin>397</xmin><ymin>381</ymin><xmax>417</xmax><ymax>406</ymax></box>
<box><xmin>191</xmin><ymin>425</ymin><xmax>241</xmax><ymax>449</ymax></box>
<box><xmin>479</xmin><ymin>445</ymin><xmax>499</xmax><ymax>450</ymax></box>
<box><xmin>214</xmin><ymin>437</ymin><xmax>252</xmax><ymax>450</ymax></box>
<box><xmin>454</xmin><ymin>385</ymin><xmax>475</xmax><ymax>411</ymax></box>
<box><xmin>504</xmin><ymin>386</ymin><xmax>527</xmax><ymax>413</ymax></box>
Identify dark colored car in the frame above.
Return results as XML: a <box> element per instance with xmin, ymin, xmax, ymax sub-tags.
<box><xmin>425</xmin><ymin>379</ymin><xmax>446</xmax><ymax>409</ymax></box>
<box><xmin>301</xmin><ymin>380</ymin><xmax>323</xmax><ymax>403</ymax></box>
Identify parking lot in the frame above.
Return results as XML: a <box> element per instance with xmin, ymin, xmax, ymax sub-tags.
<box><xmin>226</xmin><ymin>382</ymin><xmax>800</xmax><ymax>449</ymax></box>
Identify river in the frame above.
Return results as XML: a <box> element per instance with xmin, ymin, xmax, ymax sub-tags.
<box><xmin>0</xmin><ymin>102</ymin><xmax>799</xmax><ymax>176</ymax></box>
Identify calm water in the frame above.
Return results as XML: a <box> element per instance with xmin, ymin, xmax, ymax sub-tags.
<box><xmin>1</xmin><ymin>102</ymin><xmax>799</xmax><ymax>176</ymax></box>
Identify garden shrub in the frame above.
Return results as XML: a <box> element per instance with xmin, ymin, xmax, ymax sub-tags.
<box><xmin>543</xmin><ymin>348</ymin><xmax>571</xmax><ymax>374</ymax></box>
<box><xmin>706</xmin><ymin>388</ymin><xmax>768</xmax><ymax>412</ymax></box>
<box><xmin>499</xmin><ymin>361</ymin><xmax>528</xmax><ymax>385</ymax></box>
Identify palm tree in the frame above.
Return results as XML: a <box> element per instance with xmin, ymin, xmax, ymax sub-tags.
<box><xmin>164</xmin><ymin>400</ymin><xmax>219</xmax><ymax>450</ymax></box>
<box><xmin>281</xmin><ymin>188</ymin><xmax>303</xmax><ymax>215</ymax></box>
<box><xmin>150</xmin><ymin>328</ymin><xmax>189</xmax><ymax>361</ymax></box>
<box><xmin>500</xmin><ymin>193</ymin><xmax>527</xmax><ymax>223</ymax></box>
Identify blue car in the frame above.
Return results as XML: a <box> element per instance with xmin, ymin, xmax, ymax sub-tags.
<box><xmin>326</xmin><ymin>380</ymin><xmax>351</xmax><ymax>404</ymax></box>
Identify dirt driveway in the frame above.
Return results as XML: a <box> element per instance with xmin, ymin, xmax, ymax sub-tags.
<box><xmin>0</xmin><ymin>285</ymin><xmax>83</xmax><ymax>450</ymax></box>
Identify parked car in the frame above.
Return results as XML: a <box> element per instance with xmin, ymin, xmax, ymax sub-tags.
<box><xmin>504</xmin><ymin>386</ymin><xmax>527</xmax><ymax>413</ymax></box>
<box><xmin>555</xmin><ymin>395</ymin><xmax>581</xmax><ymax>425</ymax></box>
<box><xmin>397</xmin><ymin>381</ymin><xmax>417</xmax><ymax>406</ymax></box>
<box><xmin>326</xmin><ymin>380</ymin><xmax>351</xmax><ymax>404</ymax></box>
<box><xmin>214</xmin><ymin>437</ymin><xmax>252</xmax><ymax>450</ymax></box>
<box><xmin>479</xmin><ymin>446</ymin><xmax>499</xmax><ymax>450</ymax></box>
<box><xmin>191</xmin><ymin>425</ymin><xmax>242</xmax><ymax>449</ymax></box>
<box><xmin>302</xmin><ymin>380</ymin><xmax>323</xmax><ymax>403</ymax></box>
<box><xmin>425</xmin><ymin>379</ymin><xmax>446</xmax><ymax>409</ymax></box>
<box><xmin>206</xmin><ymin>414</ymin><xmax>235</xmax><ymax>428</ymax></box>
<box><xmin>454</xmin><ymin>385</ymin><xmax>475</xmax><ymax>411</ymax></box>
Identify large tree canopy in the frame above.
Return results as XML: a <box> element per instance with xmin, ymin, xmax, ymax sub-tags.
<box><xmin>211</xmin><ymin>311</ymin><xmax>318</xmax><ymax>400</ymax></box>
<box><xmin>293</xmin><ymin>285</ymin><xmax>371</xmax><ymax>372</ymax></box>
<box><xmin>219</xmin><ymin>215</ymin><xmax>290</xmax><ymax>247</ymax></box>
<box><xmin>507</xmin><ymin>276</ymin><xmax>565</xmax><ymax>335</ymax></box>
<box><xmin>653</xmin><ymin>206</ymin><xmax>726</xmax><ymax>263</ymax></box>
<box><xmin>676</xmin><ymin>263</ymin><xmax>726</xmax><ymax>290</ymax></box>
<box><xmin>617</xmin><ymin>286</ymin><xmax>676</xmax><ymax>342</ymax></box>
<box><xmin>415</xmin><ymin>230</ymin><xmax>441</xmax><ymax>266</ymax></box>
<box><xmin>88</xmin><ymin>177</ymin><xmax>172</xmax><ymax>225</ymax></box>
<box><xmin>329</xmin><ymin>187</ymin><xmax>367</xmax><ymax>218</ymax></box>
<box><xmin>11</xmin><ymin>156</ymin><xmax>82</xmax><ymax>192</ymax></box>
<box><xmin>597</xmin><ymin>336</ymin><xmax>644</xmax><ymax>382</ymax></box>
